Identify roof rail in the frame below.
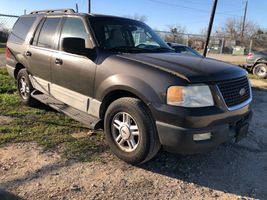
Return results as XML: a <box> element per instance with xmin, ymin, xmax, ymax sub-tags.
<box><xmin>30</xmin><ymin>9</ymin><xmax>75</xmax><ymax>15</ymax></box>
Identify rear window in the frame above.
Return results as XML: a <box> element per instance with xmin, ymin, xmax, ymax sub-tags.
<box><xmin>9</xmin><ymin>17</ymin><xmax>36</xmax><ymax>44</ymax></box>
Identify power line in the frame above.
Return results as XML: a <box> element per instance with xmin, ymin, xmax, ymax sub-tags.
<box><xmin>146</xmin><ymin>0</ymin><xmax>242</xmax><ymax>17</ymax></box>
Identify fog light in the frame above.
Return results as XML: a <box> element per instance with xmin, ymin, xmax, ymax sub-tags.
<box><xmin>193</xmin><ymin>133</ymin><xmax>212</xmax><ymax>141</ymax></box>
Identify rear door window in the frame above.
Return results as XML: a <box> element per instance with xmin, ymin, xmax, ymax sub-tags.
<box><xmin>36</xmin><ymin>17</ymin><xmax>61</xmax><ymax>49</ymax></box>
<box><xmin>9</xmin><ymin>17</ymin><xmax>36</xmax><ymax>43</ymax></box>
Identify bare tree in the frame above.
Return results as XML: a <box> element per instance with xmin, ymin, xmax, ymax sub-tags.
<box><xmin>215</xmin><ymin>17</ymin><xmax>259</xmax><ymax>40</ymax></box>
<box><xmin>123</xmin><ymin>13</ymin><xmax>148</xmax><ymax>23</ymax></box>
<box><xmin>166</xmin><ymin>24</ymin><xmax>186</xmax><ymax>43</ymax></box>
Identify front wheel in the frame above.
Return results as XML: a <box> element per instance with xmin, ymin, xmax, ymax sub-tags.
<box><xmin>253</xmin><ymin>63</ymin><xmax>267</xmax><ymax>79</ymax></box>
<box><xmin>104</xmin><ymin>97</ymin><xmax>160</xmax><ymax>165</ymax></box>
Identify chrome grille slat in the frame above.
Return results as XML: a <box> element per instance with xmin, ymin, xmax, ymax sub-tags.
<box><xmin>217</xmin><ymin>76</ymin><xmax>251</xmax><ymax>108</ymax></box>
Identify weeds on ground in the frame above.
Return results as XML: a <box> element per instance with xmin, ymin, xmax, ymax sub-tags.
<box><xmin>0</xmin><ymin>68</ymin><xmax>108</xmax><ymax>161</ymax></box>
<box><xmin>0</xmin><ymin>48</ymin><xmax>5</xmax><ymax>54</ymax></box>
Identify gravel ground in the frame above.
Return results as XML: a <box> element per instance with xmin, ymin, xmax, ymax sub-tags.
<box><xmin>0</xmin><ymin>87</ymin><xmax>266</xmax><ymax>200</ymax></box>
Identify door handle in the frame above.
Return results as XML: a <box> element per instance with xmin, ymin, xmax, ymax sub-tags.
<box><xmin>25</xmin><ymin>51</ymin><xmax>32</xmax><ymax>57</ymax></box>
<box><xmin>55</xmin><ymin>58</ymin><xmax>63</xmax><ymax>65</ymax></box>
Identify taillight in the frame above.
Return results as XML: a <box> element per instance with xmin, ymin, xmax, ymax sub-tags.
<box><xmin>247</xmin><ymin>53</ymin><xmax>253</xmax><ymax>59</ymax></box>
<box><xmin>5</xmin><ymin>47</ymin><xmax>9</xmax><ymax>58</ymax></box>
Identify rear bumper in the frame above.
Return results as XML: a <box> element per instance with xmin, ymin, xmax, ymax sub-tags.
<box><xmin>152</xmin><ymin>104</ymin><xmax>252</xmax><ymax>155</ymax></box>
<box><xmin>6</xmin><ymin>64</ymin><xmax>15</xmax><ymax>79</ymax></box>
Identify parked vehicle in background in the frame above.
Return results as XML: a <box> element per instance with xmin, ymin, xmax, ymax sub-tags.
<box><xmin>167</xmin><ymin>43</ymin><xmax>202</xmax><ymax>57</ymax></box>
<box><xmin>6</xmin><ymin>9</ymin><xmax>252</xmax><ymax>165</ymax></box>
<box><xmin>245</xmin><ymin>49</ymin><xmax>267</xmax><ymax>79</ymax></box>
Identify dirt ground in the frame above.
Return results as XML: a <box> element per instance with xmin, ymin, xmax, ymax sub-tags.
<box><xmin>208</xmin><ymin>54</ymin><xmax>247</xmax><ymax>64</ymax></box>
<box><xmin>0</xmin><ymin>81</ymin><xmax>267</xmax><ymax>200</ymax></box>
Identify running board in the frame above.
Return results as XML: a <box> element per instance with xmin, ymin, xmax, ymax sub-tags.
<box><xmin>31</xmin><ymin>92</ymin><xmax>102</xmax><ymax>130</ymax></box>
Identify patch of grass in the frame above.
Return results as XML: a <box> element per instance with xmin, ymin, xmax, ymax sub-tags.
<box><xmin>247</xmin><ymin>73</ymin><xmax>267</xmax><ymax>82</ymax></box>
<box><xmin>0</xmin><ymin>68</ymin><xmax>108</xmax><ymax>161</ymax></box>
<box><xmin>0</xmin><ymin>48</ymin><xmax>5</xmax><ymax>54</ymax></box>
<box><xmin>0</xmin><ymin>68</ymin><xmax>17</xmax><ymax>93</ymax></box>
<box><xmin>229</xmin><ymin>61</ymin><xmax>245</xmax><ymax>65</ymax></box>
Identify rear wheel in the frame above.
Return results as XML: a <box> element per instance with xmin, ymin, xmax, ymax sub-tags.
<box><xmin>17</xmin><ymin>69</ymin><xmax>38</xmax><ymax>106</ymax></box>
<box><xmin>104</xmin><ymin>97</ymin><xmax>160</xmax><ymax>165</ymax></box>
<box><xmin>253</xmin><ymin>63</ymin><xmax>267</xmax><ymax>79</ymax></box>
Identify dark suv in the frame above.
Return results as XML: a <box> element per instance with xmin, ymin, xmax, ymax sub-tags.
<box><xmin>6</xmin><ymin>9</ymin><xmax>252</xmax><ymax>164</ymax></box>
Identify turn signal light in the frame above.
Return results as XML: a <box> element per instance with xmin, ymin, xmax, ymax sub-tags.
<box><xmin>167</xmin><ymin>86</ymin><xmax>184</xmax><ymax>105</ymax></box>
<box><xmin>247</xmin><ymin>53</ymin><xmax>253</xmax><ymax>59</ymax></box>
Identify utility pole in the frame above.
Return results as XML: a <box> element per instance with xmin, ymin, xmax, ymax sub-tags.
<box><xmin>88</xmin><ymin>0</ymin><xmax>91</xmax><ymax>13</ymax></box>
<box><xmin>241</xmin><ymin>0</ymin><xmax>248</xmax><ymax>39</ymax></box>
<box><xmin>76</xmin><ymin>3</ymin><xmax>79</xmax><ymax>13</ymax></box>
<box><xmin>203</xmin><ymin>0</ymin><xmax>218</xmax><ymax>57</ymax></box>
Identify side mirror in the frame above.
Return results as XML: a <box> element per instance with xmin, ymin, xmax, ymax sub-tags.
<box><xmin>62</xmin><ymin>37</ymin><xmax>86</xmax><ymax>55</ymax></box>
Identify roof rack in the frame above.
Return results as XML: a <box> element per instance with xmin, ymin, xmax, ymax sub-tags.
<box><xmin>30</xmin><ymin>9</ymin><xmax>75</xmax><ymax>15</ymax></box>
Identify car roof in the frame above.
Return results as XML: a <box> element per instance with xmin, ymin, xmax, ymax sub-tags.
<box><xmin>22</xmin><ymin>10</ymin><xmax>140</xmax><ymax>22</ymax></box>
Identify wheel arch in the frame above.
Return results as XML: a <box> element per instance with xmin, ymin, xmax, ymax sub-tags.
<box><xmin>99</xmin><ymin>89</ymin><xmax>148</xmax><ymax>120</ymax></box>
<box><xmin>253</xmin><ymin>58</ymin><xmax>267</xmax><ymax>68</ymax></box>
<box><xmin>14</xmin><ymin>63</ymin><xmax>26</xmax><ymax>79</ymax></box>
<box><xmin>97</xmin><ymin>75</ymin><xmax>162</xmax><ymax>120</ymax></box>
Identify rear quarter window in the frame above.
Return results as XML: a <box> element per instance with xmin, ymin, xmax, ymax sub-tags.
<box><xmin>9</xmin><ymin>16</ymin><xmax>36</xmax><ymax>44</ymax></box>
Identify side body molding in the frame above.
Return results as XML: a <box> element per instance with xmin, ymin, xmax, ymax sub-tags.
<box><xmin>29</xmin><ymin>75</ymin><xmax>101</xmax><ymax>118</ymax></box>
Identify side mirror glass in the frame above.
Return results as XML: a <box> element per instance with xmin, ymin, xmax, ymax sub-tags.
<box><xmin>62</xmin><ymin>37</ymin><xmax>86</xmax><ymax>55</ymax></box>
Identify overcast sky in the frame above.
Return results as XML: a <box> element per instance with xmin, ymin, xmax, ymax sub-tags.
<box><xmin>0</xmin><ymin>0</ymin><xmax>266</xmax><ymax>33</ymax></box>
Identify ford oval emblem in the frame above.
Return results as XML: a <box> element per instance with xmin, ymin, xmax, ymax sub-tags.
<box><xmin>239</xmin><ymin>88</ymin><xmax>246</xmax><ymax>96</ymax></box>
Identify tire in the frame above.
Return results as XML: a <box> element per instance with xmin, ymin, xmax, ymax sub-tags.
<box><xmin>253</xmin><ymin>63</ymin><xmax>267</xmax><ymax>79</ymax></box>
<box><xmin>17</xmin><ymin>69</ymin><xmax>38</xmax><ymax>106</ymax></box>
<box><xmin>104</xmin><ymin>97</ymin><xmax>161</xmax><ymax>165</ymax></box>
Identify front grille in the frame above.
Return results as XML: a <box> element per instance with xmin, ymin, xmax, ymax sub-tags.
<box><xmin>217</xmin><ymin>76</ymin><xmax>251</xmax><ymax>108</ymax></box>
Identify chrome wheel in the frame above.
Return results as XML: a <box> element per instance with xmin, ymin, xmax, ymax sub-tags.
<box><xmin>19</xmin><ymin>76</ymin><xmax>30</xmax><ymax>99</ymax></box>
<box><xmin>255</xmin><ymin>65</ymin><xmax>267</xmax><ymax>77</ymax></box>
<box><xmin>111</xmin><ymin>112</ymin><xmax>140</xmax><ymax>152</ymax></box>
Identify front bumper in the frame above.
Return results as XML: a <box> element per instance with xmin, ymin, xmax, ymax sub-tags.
<box><xmin>150</xmin><ymin>103</ymin><xmax>252</xmax><ymax>155</ymax></box>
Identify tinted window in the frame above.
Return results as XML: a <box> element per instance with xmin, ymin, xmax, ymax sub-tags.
<box><xmin>61</xmin><ymin>18</ymin><xmax>87</xmax><ymax>42</ymax></box>
<box><xmin>37</xmin><ymin>18</ymin><xmax>61</xmax><ymax>49</ymax></box>
<box><xmin>9</xmin><ymin>17</ymin><xmax>36</xmax><ymax>43</ymax></box>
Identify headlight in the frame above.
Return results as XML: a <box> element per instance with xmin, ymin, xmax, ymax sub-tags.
<box><xmin>167</xmin><ymin>85</ymin><xmax>214</xmax><ymax>107</ymax></box>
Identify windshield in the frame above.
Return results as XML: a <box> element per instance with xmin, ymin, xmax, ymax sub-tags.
<box><xmin>172</xmin><ymin>46</ymin><xmax>201</xmax><ymax>57</ymax></box>
<box><xmin>89</xmin><ymin>17</ymin><xmax>173</xmax><ymax>53</ymax></box>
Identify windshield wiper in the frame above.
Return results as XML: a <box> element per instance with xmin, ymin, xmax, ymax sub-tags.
<box><xmin>107</xmin><ymin>46</ymin><xmax>174</xmax><ymax>53</ymax></box>
<box><xmin>108</xmin><ymin>46</ymin><xmax>146</xmax><ymax>53</ymax></box>
<box><xmin>151</xmin><ymin>47</ymin><xmax>175</xmax><ymax>52</ymax></box>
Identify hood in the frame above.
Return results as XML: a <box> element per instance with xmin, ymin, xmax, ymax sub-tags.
<box><xmin>117</xmin><ymin>53</ymin><xmax>247</xmax><ymax>83</ymax></box>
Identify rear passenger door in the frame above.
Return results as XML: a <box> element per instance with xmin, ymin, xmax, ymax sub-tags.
<box><xmin>27</xmin><ymin>17</ymin><xmax>62</xmax><ymax>93</ymax></box>
<box><xmin>50</xmin><ymin>17</ymin><xmax>97</xmax><ymax>113</ymax></box>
